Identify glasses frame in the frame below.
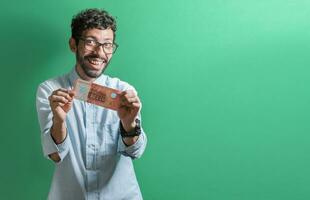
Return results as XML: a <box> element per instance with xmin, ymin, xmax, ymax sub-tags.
<box><xmin>79</xmin><ymin>37</ymin><xmax>119</xmax><ymax>54</ymax></box>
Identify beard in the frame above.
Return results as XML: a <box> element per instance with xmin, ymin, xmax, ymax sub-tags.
<box><xmin>76</xmin><ymin>49</ymin><xmax>109</xmax><ymax>78</ymax></box>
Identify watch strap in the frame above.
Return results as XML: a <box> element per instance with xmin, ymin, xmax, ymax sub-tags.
<box><xmin>119</xmin><ymin>118</ymin><xmax>141</xmax><ymax>137</ymax></box>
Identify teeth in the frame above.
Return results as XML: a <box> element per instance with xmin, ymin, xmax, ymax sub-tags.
<box><xmin>88</xmin><ymin>58</ymin><xmax>103</xmax><ymax>65</ymax></box>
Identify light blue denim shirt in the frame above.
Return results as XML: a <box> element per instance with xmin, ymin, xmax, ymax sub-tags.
<box><xmin>36</xmin><ymin>67</ymin><xmax>147</xmax><ymax>200</ymax></box>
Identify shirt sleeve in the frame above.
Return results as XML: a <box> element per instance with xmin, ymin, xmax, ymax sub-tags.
<box><xmin>113</xmin><ymin>80</ymin><xmax>148</xmax><ymax>159</ymax></box>
<box><xmin>36</xmin><ymin>82</ymin><xmax>70</xmax><ymax>163</ymax></box>
<box><xmin>117</xmin><ymin>114</ymin><xmax>147</xmax><ymax>159</ymax></box>
<box><xmin>117</xmin><ymin>130</ymin><xmax>147</xmax><ymax>159</ymax></box>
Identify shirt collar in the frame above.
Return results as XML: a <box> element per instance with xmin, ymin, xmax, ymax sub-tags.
<box><xmin>68</xmin><ymin>66</ymin><xmax>108</xmax><ymax>88</ymax></box>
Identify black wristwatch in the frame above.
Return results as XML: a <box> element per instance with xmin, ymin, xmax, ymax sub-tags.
<box><xmin>119</xmin><ymin>118</ymin><xmax>141</xmax><ymax>137</ymax></box>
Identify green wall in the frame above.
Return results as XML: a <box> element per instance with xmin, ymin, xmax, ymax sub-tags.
<box><xmin>1</xmin><ymin>0</ymin><xmax>310</xmax><ymax>199</ymax></box>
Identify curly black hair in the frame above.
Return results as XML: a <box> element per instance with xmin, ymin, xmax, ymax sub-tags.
<box><xmin>71</xmin><ymin>8</ymin><xmax>117</xmax><ymax>43</ymax></box>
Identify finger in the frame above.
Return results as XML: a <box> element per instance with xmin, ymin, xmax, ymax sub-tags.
<box><xmin>132</xmin><ymin>102</ymin><xmax>141</xmax><ymax>108</ymax></box>
<box><xmin>63</xmin><ymin>102</ymin><xmax>73</xmax><ymax>112</ymax></box>
<box><xmin>119</xmin><ymin>100</ymin><xmax>130</xmax><ymax>107</ymax></box>
<box><xmin>54</xmin><ymin>91</ymin><xmax>73</xmax><ymax>100</ymax></box>
<box><xmin>56</xmin><ymin>102</ymin><xmax>66</xmax><ymax>107</ymax></box>
<box><xmin>127</xmin><ymin>89</ymin><xmax>137</xmax><ymax>95</ymax></box>
<box><xmin>125</xmin><ymin>101</ymin><xmax>140</xmax><ymax>108</ymax></box>
<box><xmin>51</xmin><ymin>102</ymin><xmax>65</xmax><ymax>109</ymax></box>
<box><xmin>50</xmin><ymin>95</ymin><xmax>70</xmax><ymax>104</ymax></box>
<box><xmin>121</xmin><ymin>92</ymin><xmax>139</xmax><ymax>102</ymax></box>
<box><xmin>121</xmin><ymin>100</ymin><xmax>141</xmax><ymax>109</ymax></box>
<box><xmin>52</xmin><ymin>100</ymin><xmax>73</xmax><ymax>109</ymax></box>
<box><xmin>121</xmin><ymin>90</ymin><xmax>137</xmax><ymax>97</ymax></box>
<box><xmin>56</xmin><ymin>88</ymin><xmax>69</xmax><ymax>93</ymax></box>
<box><xmin>68</xmin><ymin>90</ymin><xmax>76</xmax><ymax>97</ymax></box>
<box><xmin>51</xmin><ymin>88</ymin><xmax>68</xmax><ymax>96</ymax></box>
<box><xmin>50</xmin><ymin>88</ymin><xmax>72</xmax><ymax>99</ymax></box>
<box><xmin>120</xmin><ymin>97</ymin><xmax>139</xmax><ymax>107</ymax></box>
<box><xmin>124</xmin><ymin>94</ymin><xmax>137</xmax><ymax>100</ymax></box>
<box><xmin>126</xmin><ymin>97</ymin><xmax>140</xmax><ymax>104</ymax></box>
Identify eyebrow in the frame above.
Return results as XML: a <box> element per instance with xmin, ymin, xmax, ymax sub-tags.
<box><xmin>84</xmin><ymin>36</ymin><xmax>97</xmax><ymax>40</ymax></box>
<box><xmin>84</xmin><ymin>36</ymin><xmax>113</xmax><ymax>42</ymax></box>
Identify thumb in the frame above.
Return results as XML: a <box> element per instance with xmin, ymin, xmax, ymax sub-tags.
<box><xmin>63</xmin><ymin>102</ymin><xmax>72</xmax><ymax>113</ymax></box>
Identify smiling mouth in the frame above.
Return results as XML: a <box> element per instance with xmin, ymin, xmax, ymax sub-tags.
<box><xmin>87</xmin><ymin>57</ymin><xmax>106</xmax><ymax>66</ymax></box>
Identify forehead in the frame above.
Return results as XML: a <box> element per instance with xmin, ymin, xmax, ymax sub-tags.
<box><xmin>82</xmin><ymin>28</ymin><xmax>114</xmax><ymax>41</ymax></box>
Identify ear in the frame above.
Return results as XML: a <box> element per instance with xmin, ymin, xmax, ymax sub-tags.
<box><xmin>69</xmin><ymin>37</ymin><xmax>77</xmax><ymax>52</ymax></box>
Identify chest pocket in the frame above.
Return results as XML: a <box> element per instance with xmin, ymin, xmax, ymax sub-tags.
<box><xmin>95</xmin><ymin>108</ymin><xmax>120</xmax><ymax>156</ymax></box>
<box><xmin>102</xmin><ymin>121</ymin><xmax>120</xmax><ymax>155</ymax></box>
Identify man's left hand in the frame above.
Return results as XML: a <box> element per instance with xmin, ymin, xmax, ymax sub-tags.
<box><xmin>117</xmin><ymin>90</ymin><xmax>141</xmax><ymax>132</ymax></box>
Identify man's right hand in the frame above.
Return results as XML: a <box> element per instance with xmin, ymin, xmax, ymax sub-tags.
<box><xmin>48</xmin><ymin>88</ymin><xmax>75</xmax><ymax>123</ymax></box>
<box><xmin>47</xmin><ymin>88</ymin><xmax>75</xmax><ymax>162</ymax></box>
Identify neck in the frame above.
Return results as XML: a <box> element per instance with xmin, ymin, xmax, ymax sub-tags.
<box><xmin>75</xmin><ymin>64</ymin><xmax>96</xmax><ymax>82</ymax></box>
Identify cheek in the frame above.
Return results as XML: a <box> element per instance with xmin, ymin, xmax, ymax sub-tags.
<box><xmin>78</xmin><ymin>50</ymin><xmax>89</xmax><ymax>60</ymax></box>
<box><xmin>77</xmin><ymin>45</ymin><xmax>88</xmax><ymax>56</ymax></box>
<box><xmin>107</xmin><ymin>55</ymin><xmax>113</xmax><ymax>60</ymax></box>
<box><xmin>76</xmin><ymin>50</ymin><xmax>88</xmax><ymax>63</ymax></box>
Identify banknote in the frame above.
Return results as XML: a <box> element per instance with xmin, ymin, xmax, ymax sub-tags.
<box><xmin>73</xmin><ymin>79</ymin><xmax>121</xmax><ymax>110</ymax></box>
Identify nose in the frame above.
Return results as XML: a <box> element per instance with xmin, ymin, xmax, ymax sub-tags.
<box><xmin>94</xmin><ymin>45</ymin><xmax>108</xmax><ymax>59</ymax></box>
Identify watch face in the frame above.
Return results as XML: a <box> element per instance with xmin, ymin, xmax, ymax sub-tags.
<box><xmin>120</xmin><ymin>119</ymin><xmax>141</xmax><ymax>137</ymax></box>
<box><xmin>135</xmin><ymin>118</ymin><xmax>141</xmax><ymax>128</ymax></box>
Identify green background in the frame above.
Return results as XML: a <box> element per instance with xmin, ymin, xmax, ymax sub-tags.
<box><xmin>1</xmin><ymin>0</ymin><xmax>310</xmax><ymax>199</ymax></box>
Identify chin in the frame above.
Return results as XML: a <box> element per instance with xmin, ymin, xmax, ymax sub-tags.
<box><xmin>85</xmin><ymin>67</ymin><xmax>106</xmax><ymax>78</ymax></box>
<box><xmin>78</xmin><ymin>61</ymin><xmax>108</xmax><ymax>79</ymax></box>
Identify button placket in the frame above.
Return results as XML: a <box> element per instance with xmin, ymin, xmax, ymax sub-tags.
<box><xmin>85</xmin><ymin>103</ymin><xmax>96</xmax><ymax>170</ymax></box>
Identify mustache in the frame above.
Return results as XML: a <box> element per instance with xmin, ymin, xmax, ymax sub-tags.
<box><xmin>85</xmin><ymin>54</ymin><xmax>107</xmax><ymax>62</ymax></box>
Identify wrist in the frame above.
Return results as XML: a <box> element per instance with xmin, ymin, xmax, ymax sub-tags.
<box><xmin>51</xmin><ymin>117</ymin><xmax>67</xmax><ymax>144</ymax></box>
<box><xmin>121</xmin><ymin>120</ymin><xmax>136</xmax><ymax>132</ymax></box>
<box><xmin>52</xmin><ymin>116</ymin><xmax>65</xmax><ymax>124</ymax></box>
<box><xmin>119</xmin><ymin>118</ymin><xmax>141</xmax><ymax>138</ymax></box>
<box><xmin>122</xmin><ymin>136</ymin><xmax>139</xmax><ymax>146</ymax></box>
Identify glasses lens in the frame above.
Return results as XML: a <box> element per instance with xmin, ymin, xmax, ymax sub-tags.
<box><xmin>103</xmin><ymin>43</ymin><xmax>117</xmax><ymax>54</ymax></box>
<box><xmin>82</xmin><ymin>39</ymin><xmax>117</xmax><ymax>54</ymax></box>
<box><xmin>83</xmin><ymin>39</ymin><xmax>97</xmax><ymax>51</ymax></box>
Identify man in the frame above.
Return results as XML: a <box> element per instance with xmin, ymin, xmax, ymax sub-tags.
<box><xmin>36</xmin><ymin>8</ymin><xmax>147</xmax><ymax>200</ymax></box>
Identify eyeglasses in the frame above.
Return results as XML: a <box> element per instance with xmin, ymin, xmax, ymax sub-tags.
<box><xmin>79</xmin><ymin>37</ymin><xmax>118</xmax><ymax>54</ymax></box>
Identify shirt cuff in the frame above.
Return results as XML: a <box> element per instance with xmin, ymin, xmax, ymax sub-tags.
<box><xmin>118</xmin><ymin>132</ymin><xmax>145</xmax><ymax>159</ymax></box>
<box><xmin>41</xmin><ymin>129</ymin><xmax>70</xmax><ymax>162</ymax></box>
